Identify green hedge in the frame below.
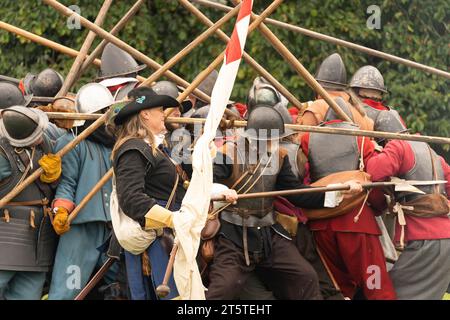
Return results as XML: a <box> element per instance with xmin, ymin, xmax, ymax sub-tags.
<box><xmin>0</xmin><ymin>0</ymin><xmax>448</xmax><ymax>157</ymax></box>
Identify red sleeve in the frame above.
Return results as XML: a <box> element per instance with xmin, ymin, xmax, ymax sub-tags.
<box><xmin>299</xmin><ymin>133</ymin><xmax>311</xmax><ymax>184</ymax></box>
<box><xmin>368</xmin><ymin>188</ymin><xmax>388</xmax><ymax>213</ymax></box>
<box><xmin>366</xmin><ymin>140</ymin><xmax>415</xmax><ymax>181</ymax></box>
<box><xmin>233</xmin><ymin>103</ymin><xmax>247</xmax><ymax>118</ymax></box>
<box><xmin>300</xmin><ymin>133</ymin><xmax>310</xmax><ymax>157</ymax></box>
<box><xmin>439</xmin><ymin>156</ymin><xmax>450</xmax><ymax>199</ymax></box>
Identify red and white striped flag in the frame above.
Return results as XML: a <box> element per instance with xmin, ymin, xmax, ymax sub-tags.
<box><xmin>172</xmin><ymin>0</ymin><xmax>254</xmax><ymax>300</ymax></box>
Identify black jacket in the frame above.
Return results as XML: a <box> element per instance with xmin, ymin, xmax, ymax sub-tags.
<box><xmin>213</xmin><ymin>151</ymin><xmax>325</xmax><ymax>208</ymax></box>
<box><xmin>113</xmin><ymin>138</ymin><xmax>185</xmax><ymax>226</ymax></box>
<box><xmin>213</xmin><ymin>149</ymin><xmax>326</xmax><ymax>256</ymax></box>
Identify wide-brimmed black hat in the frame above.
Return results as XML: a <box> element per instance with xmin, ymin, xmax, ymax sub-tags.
<box><xmin>114</xmin><ymin>88</ymin><xmax>179</xmax><ymax>125</ymax></box>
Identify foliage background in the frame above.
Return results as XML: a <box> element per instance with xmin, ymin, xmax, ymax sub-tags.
<box><xmin>0</xmin><ymin>0</ymin><xmax>448</xmax><ymax>158</ymax></box>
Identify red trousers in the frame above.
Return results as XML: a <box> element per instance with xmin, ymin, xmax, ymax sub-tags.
<box><xmin>313</xmin><ymin>231</ymin><xmax>396</xmax><ymax>300</ymax></box>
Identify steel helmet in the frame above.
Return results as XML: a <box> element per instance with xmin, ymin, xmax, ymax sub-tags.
<box><xmin>23</xmin><ymin>68</ymin><xmax>64</xmax><ymax>97</ymax></box>
<box><xmin>0</xmin><ymin>82</ymin><xmax>32</xmax><ymax>109</ymax></box>
<box><xmin>349</xmin><ymin>65</ymin><xmax>387</xmax><ymax>93</ymax></box>
<box><xmin>241</xmin><ymin>106</ymin><xmax>289</xmax><ymax>141</ymax></box>
<box><xmin>97</xmin><ymin>43</ymin><xmax>146</xmax><ymax>80</ymax></box>
<box><xmin>0</xmin><ymin>106</ymin><xmax>48</xmax><ymax>147</ymax></box>
<box><xmin>314</xmin><ymin>53</ymin><xmax>347</xmax><ymax>90</ymax></box>
<box><xmin>74</xmin><ymin>83</ymin><xmax>114</xmax><ymax>126</ymax></box>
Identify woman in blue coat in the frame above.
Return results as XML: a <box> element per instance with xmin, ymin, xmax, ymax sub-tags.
<box><xmin>48</xmin><ymin>84</ymin><xmax>117</xmax><ymax>300</ymax></box>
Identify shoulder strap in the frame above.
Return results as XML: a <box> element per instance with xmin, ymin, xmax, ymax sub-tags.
<box><xmin>359</xmin><ymin>136</ymin><xmax>365</xmax><ymax>172</ymax></box>
<box><xmin>159</xmin><ymin>147</ymin><xmax>183</xmax><ymax>210</ymax></box>
<box><xmin>114</xmin><ymin>138</ymin><xmax>155</xmax><ymax>167</ymax></box>
<box><xmin>165</xmin><ymin>171</ymin><xmax>179</xmax><ymax>210</ymax></box>
<box><xmin>426</xmin><ymin>145</ymin><xmax>439</xmax><ymax>194</ymax></box>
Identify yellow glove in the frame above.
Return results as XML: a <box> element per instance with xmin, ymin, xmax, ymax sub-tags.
<box><xmin>39</xmin><ymin>153</ymin><xmax>62</xmax><ymax>183</ymax></box>
<box><xmin>144</xmin><ymin>205</ymin><xmax>174</xmax><ymax>230</ymax></box>
<box><xmin>52</xmin><ymin>207</ymin><xmax>70</xmax><ymax>235</ymax></box>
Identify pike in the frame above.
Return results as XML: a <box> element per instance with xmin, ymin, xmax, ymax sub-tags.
<box><xmin>0</xmin><ymin>20</ymin><xmax>215</xmax><ymax>104</ymax></box>
<box><xmin>0</xmin><ymin>101</ymin><xmax>123</xmax><ymax>208</ymax></box>
<box><xmin>210</xmin><ymin>180</ymin><xmax>448</xmax><ymax>201</ymax></box>
<box><xmin>230</xmin><ymin>0</ymin><xmax>352</xmax><ymax>123</ymax></box>
<box><xmin>165</xmin><ymin>0</ymin><xmax>283</xmax><ymax>119</ymax></box>
<box><xmin>57</xmin><ymin>0</ymin><xmax>113</xmax><ymax>97</ymax></box>
<box><xmin>193</xmin><ymin>0</ymin><xmax>450</xmax><ymax>80</ymax></box>
<box><xmin>171</xmin><ymin>0</ymin><xmax>284</xmax><ymax>112</ymax></box>
<box><xmin>168</xmin><ymin>0</ymin><xmax>256</xmax><ymax>300</ymax></box>
<box><xmin>178</xmin><ymin>0</ymin><xmax>304</xmax><ymax>111</ymax></box>
<box><xmin>68</xmin><ymin>169</ymin><xmax>113</xmax><ymax>224</ymax></box>
<box><xmin>44</xmin><ymin>112</ymin><xmax>450</xmax><ymax>145</ymax></box>
<box><xmin>74</xmin><ymin>257</ymin><xmax>116</xmax><ymax>300</ymax></box>
<box><xmin>0</xmin><ymin>21</ymin><xmax>147</xmax><ymax>82</ymax></box>
<box><xmin>141</xmin><ymin>3</ymin><xmax>242</xmax><ymax>87</ymax></box>
<box><xmin>43</xmin><ymin>0</ymin><xmax>214</xmax><ymax>105</ymax></box>
<box><xmin>79</xmin><ymin>0</ymin><xmax>146</xmax><ymax>75</ymax></box>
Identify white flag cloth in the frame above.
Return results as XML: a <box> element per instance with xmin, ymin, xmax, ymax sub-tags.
<box><xmin>172</xmin><ymin>0</ymin><xmax>254</xmax><ymax>300</ymax></box>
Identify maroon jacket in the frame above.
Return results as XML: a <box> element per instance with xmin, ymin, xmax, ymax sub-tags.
<box><xmin>366</xmin><ymin>139</ymin><xmax>450</xmax><ymax>243</ymax></box>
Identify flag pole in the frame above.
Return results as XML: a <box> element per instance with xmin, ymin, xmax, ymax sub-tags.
<box><xmin>168</xmin><ymin>0</ymin><xmax>284</xmax><ymax>117</ymax></box>
<box><xmin>179</xmin><ymin>0</ymin><xmax>304</xmax><ymax>111</ymax></box>
<box><xmin>140</xmin><ymin>3</ymin><xmax>242</xmax><ymax>87</ymax></box>
<box><xmin>231</xmin><ymin>0</ymin><xmax>352</xmax><ymax>123</ymax></box>
<box><xmin>193</xmin><ymin>0</ymin><xmax>450</xmax><ymax>80</ymax></box>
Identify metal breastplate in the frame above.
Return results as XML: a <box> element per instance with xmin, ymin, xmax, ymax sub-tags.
<box><xmin>363</xmin><ymin>104</ymin><xmax>383</xmax><ymax>123</ymax></box>
<box><xmin>372</xmin><ymin>108</ymin><xmax>403</xmax><ymax>132</ymax></box>
<box><xmin>397</xmin><ymin>141</ymin><xmax>446</xmax><ymax>202</ymax></box>
<box><xmin>0</xmin><ymin>138</ymin><xmax>56</xmax><ymax>272</ymax></box>
<box><xmin>280</xmin><ymin>141</ymin><xmax>301</xmax><ymax>179</ymax></box>
<box><xmin>309</xmin><ymin>122</ymin><xmax>360</xmax><ymax>182</ymax></box>
<box><xmin>221</xmin><ymin>140</ymin><xmax>279</xmax><ymax>226</ymax></box>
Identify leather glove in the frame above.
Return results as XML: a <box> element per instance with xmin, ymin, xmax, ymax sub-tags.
<box><xmin>39</xmin><ymin>153</ymin><xmax>62</xmax><ymax>183</ymax></box>
<box><xmin>144</xmin><ymin>205</ymin><xmax>174</xmax><ymax>230</ymax></box>
<box><xmin>52</xmin><ymin>207</ymin><xmax>70</xmax><ymax>235</ymax></box>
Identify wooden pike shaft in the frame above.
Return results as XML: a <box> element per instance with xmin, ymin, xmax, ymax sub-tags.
<box><xmin>165</xmin><ymin>0</ymin><xmax>283</xmax><ymax>118</ymax></box>
<box><xmin>74</xmin><ymin>257</ymin><xmax>116</xmax><ymax>300</ymax></box>
<box><xmin>0</xmin><ymin>113</ymin><xmax>108</xmax><ymax>207</ymax></box>
<box><xmin>0</xmin><ymin>21</ymin><xmax>101</xmax><ymax>67</ymax></box>
<box><xmin>68</xmin><ymin>168</ymin><xmax>113</xmax><ymax>224</ymax></box>
<box><xmin>173</xmin><ymin>0</ymin><xmax>284</xmax><ymax>107</ymax></box>
<box><xmin>211</xmin><ymin>181</ymin><xmax>408</xmax><ymax>201</ymax></box>
<box><xmin>179</xmin><ymin>0</ymin><xmax>304</xmax><ymax>110</ymax></box>
<box><xmin>43</xmin><ymin>0</ymin><xmax>211</xmax><ymax>103</ymax></box>
<box><xmin>58</xmin><ymin>0</ymin><xmax>113</xmax><ymax>97</ymax></box>
<box><xmin>141</xmin><ymin>3</ymin><xmax>242</xmax><ymax>87</ymax></box>
<box><xmin>230</xmin><ymin>0</ymin><xmax>352</xmax><ymax>122</ymax></box>
<box><xmin>44</xmin><ymin>112</ymin><xmax>450</xmax><ymax>145</ymax></box>
<box><xmin>79</xmin><ymin>0</ymin><xmax>146</xmax><ymax>74</ymax></box>
<box><xmin>0</xmin><ymin>21</ymin><xmax>147</xmax><ymax>80</ymax></box>
<box><xmin>193</xmin><ymin>0</ymin><xmax>450</xmax><ymax>80</ymax></box>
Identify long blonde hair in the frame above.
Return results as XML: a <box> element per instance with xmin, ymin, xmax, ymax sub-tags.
<box><xmin>111</xmin><ymin>113</ymin><xmax>159</xmax><ymax>160</ymax></box>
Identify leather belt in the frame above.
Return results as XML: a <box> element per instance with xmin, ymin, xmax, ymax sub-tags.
<box><xmin>221</xmin><ymin>210</ymin><xmax>275</xmax><ymax>228</ymax></box>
